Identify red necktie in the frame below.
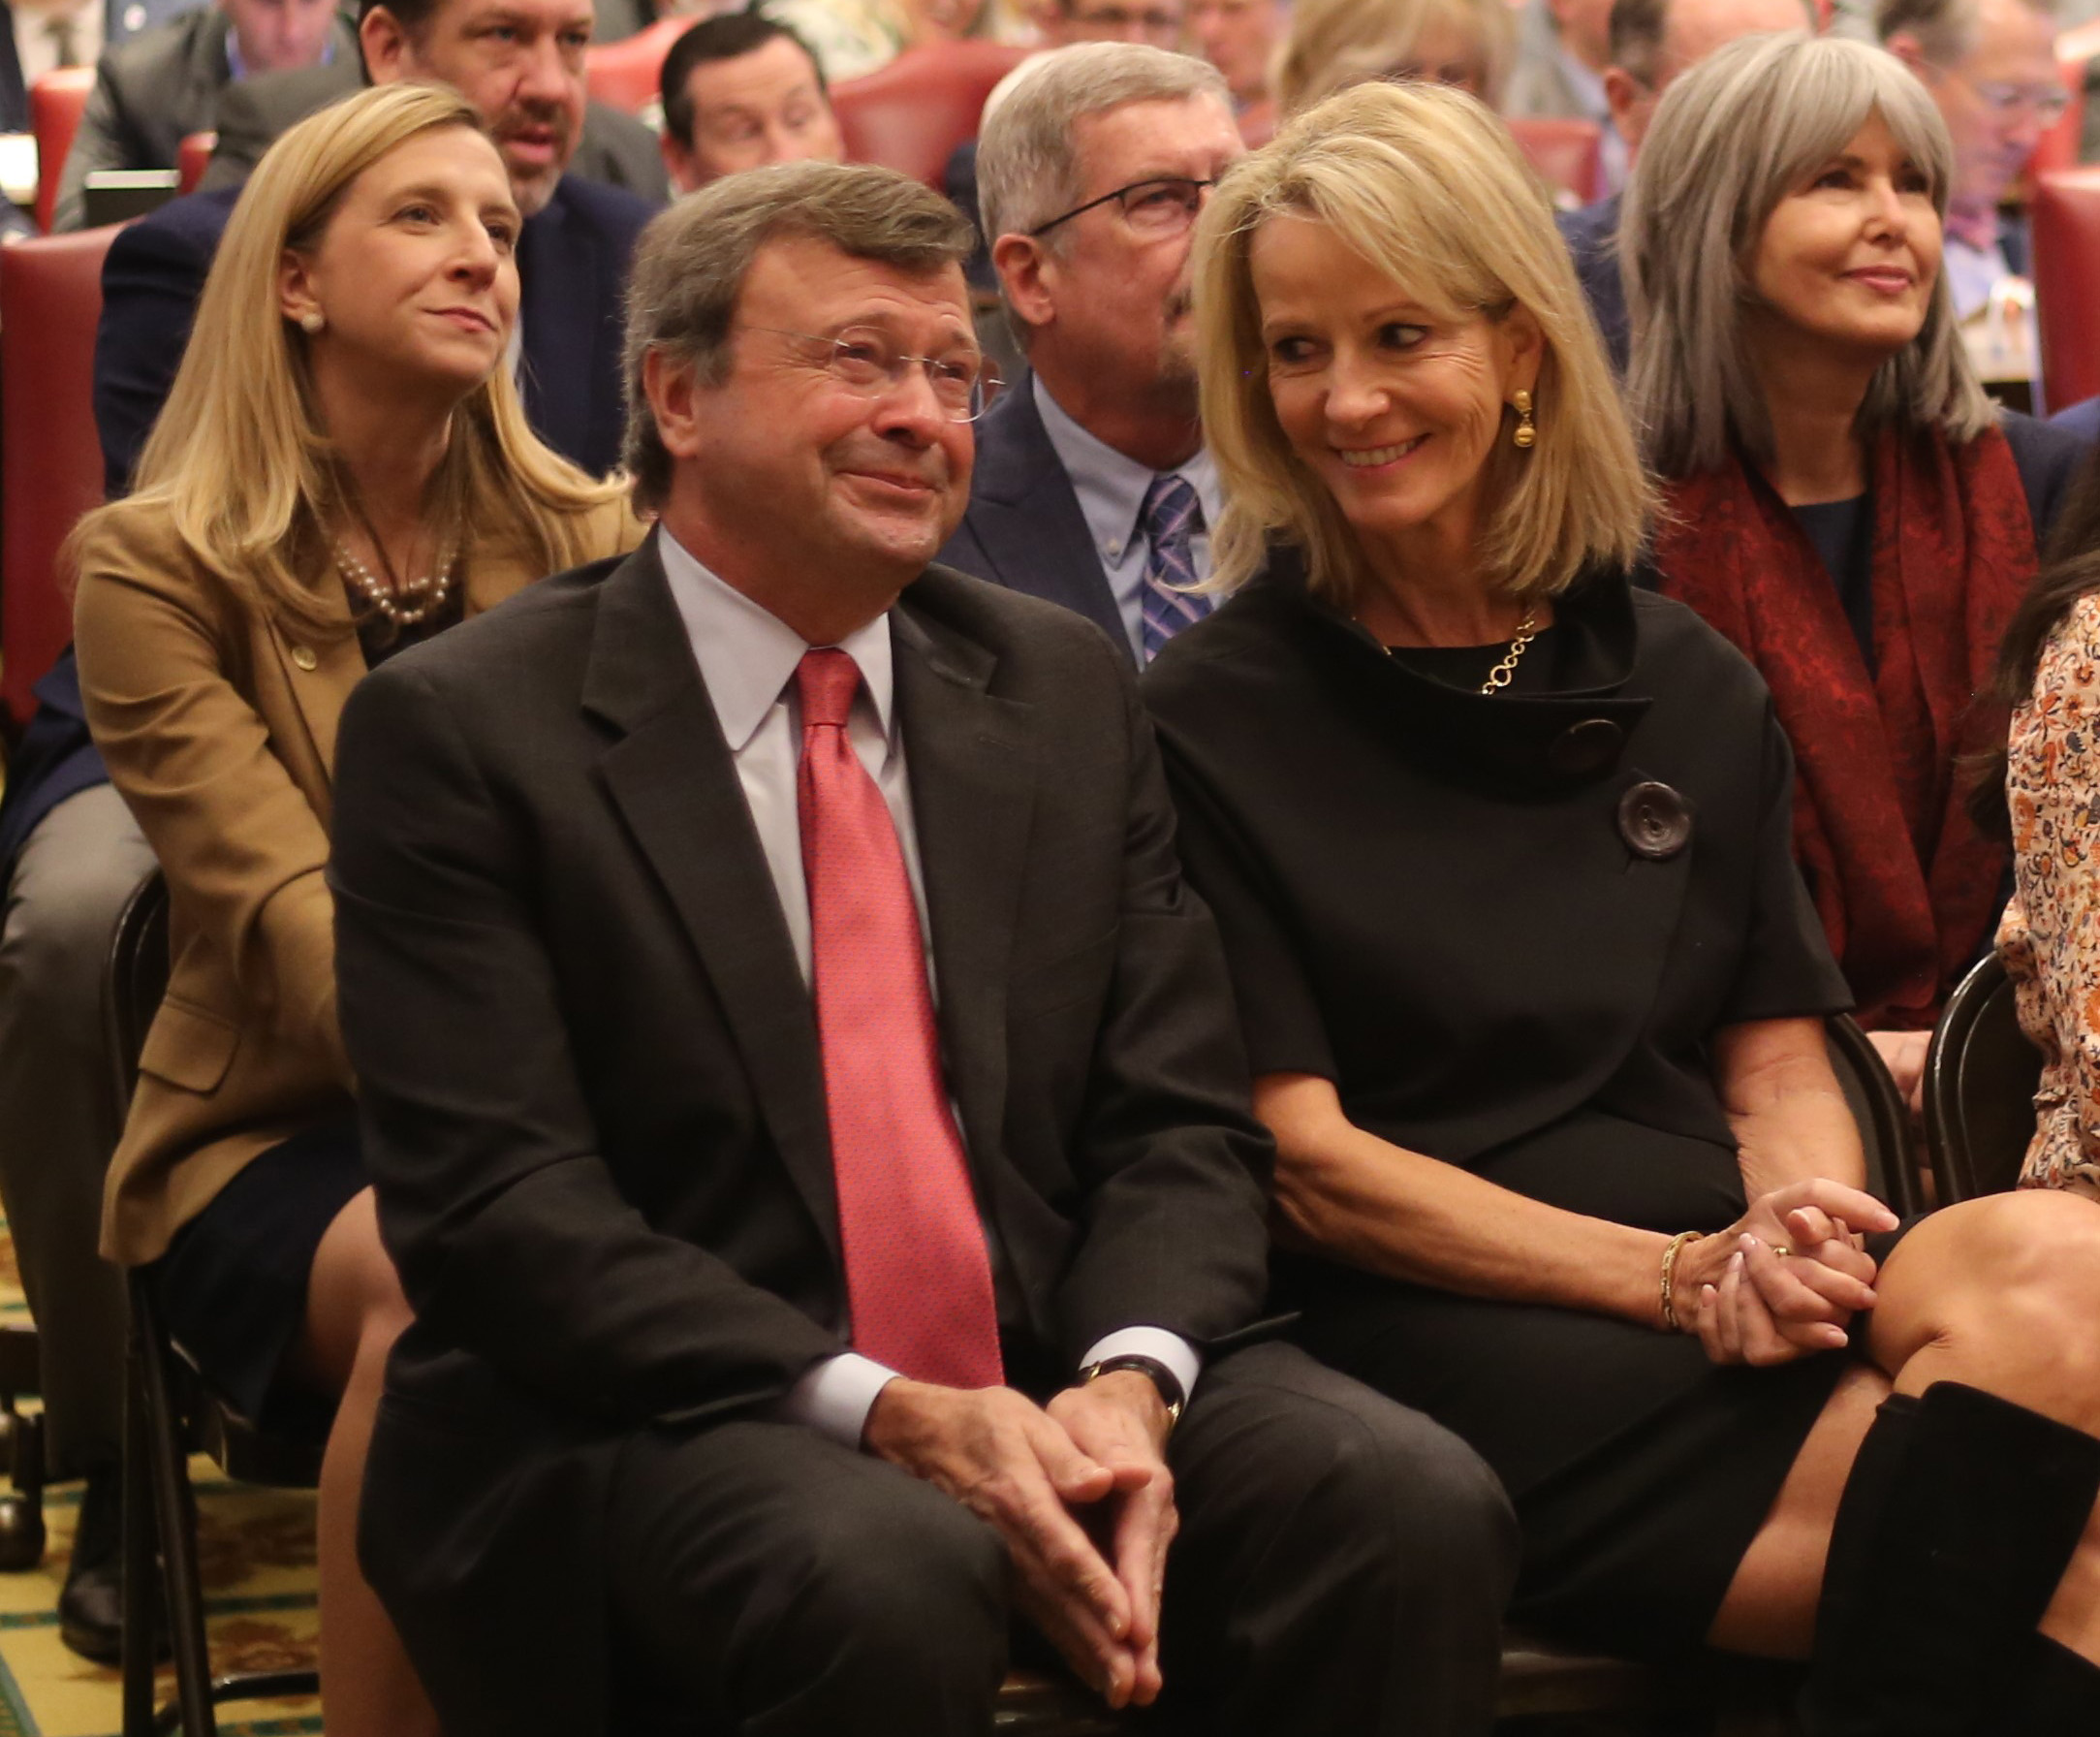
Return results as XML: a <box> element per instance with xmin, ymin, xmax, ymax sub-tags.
<box><xmin>795</xmin><ymin>649</ymin><xmax>1004</xmax><ymax>1390</ymax></box>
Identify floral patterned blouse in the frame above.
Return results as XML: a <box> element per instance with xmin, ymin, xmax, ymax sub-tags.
<box><xmin>1998</xmin><ymin>590</ymin><xmax>2100</xmax><ymax>1200</ymax></box>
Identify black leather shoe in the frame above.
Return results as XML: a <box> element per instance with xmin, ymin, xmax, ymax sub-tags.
<box><xmin>57</xmin><ymin>1464</ymin><xmax>122</xmax><ymax>1665</ymax></box>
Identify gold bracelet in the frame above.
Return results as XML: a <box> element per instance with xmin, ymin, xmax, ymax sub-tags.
<box><xmin>1658</xmin><ymin>1231</ymin><xmax>1702</xmax><ymax>1333</ymax></box>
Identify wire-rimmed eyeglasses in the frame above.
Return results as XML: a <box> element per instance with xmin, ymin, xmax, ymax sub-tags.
<box><xmin>744</xmin><ymin>325</ymin><xmax>1003</xmax><ymax>422</ymax></box>
<box><xmin>1026</xmin><ymin>176</ymin><xmax>1218</xmax><ymax>239</ymax></box>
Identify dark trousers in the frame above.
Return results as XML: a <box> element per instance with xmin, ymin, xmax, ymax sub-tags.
<box><xmin>603</xmin><ymin>1342</ymin><xmax>1519</xmax><ymax>1737</ymax></box>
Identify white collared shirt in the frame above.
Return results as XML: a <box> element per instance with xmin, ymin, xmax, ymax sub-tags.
<box><xmin>657</xmin><ymin>527</ymin><xmax>1200</xmax><ymax>1442</ymax></box>
<box><xmin>1033</xmin><ymin>375</ymin><xmax>1223</xmax><ymax>664</ymax></box>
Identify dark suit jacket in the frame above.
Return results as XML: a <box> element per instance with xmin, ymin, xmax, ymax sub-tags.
<box><xmin>936</xmin><ymin>376</ymin><xmax>1131</xmax><ymax>656</ymax></box>
<box><xmin>1558</xmin><ymin>191</ymin><xmax>1625</xmax><ymax>375</ymax></box>
<box><xmin>200</xmin><ymin>56</ymin><xmax>673</xmax><ymax>203</ymax></box>
<box><xmin>50</xmin><ymin>8</ymin><xmax>360</xmax><ymax>232</ymax></box>
<box><xmin>329</xmin><ymin>536</ymin><xmax>1273</xmax><ymax>1736</ymax></box>
<box><xmin>2050</xmin><ymin>395</ymin><xmax>2100</xmax><ymax>449</ymax></box>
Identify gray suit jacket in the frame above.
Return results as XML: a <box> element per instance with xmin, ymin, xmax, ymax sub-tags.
<box><xmin>201</xmin><ymin>55</ymin><xmax>672</xmax><ymax>203</ymax></box>
<box><xmin>50</xmin><ymin>7</ymin><xmax>358</xmax><ymax>232</ymax></box>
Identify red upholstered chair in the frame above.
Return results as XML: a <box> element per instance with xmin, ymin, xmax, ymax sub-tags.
<box><xmin>2030</xmin><ymin>166</ymin><xmax>2100</xmax><ymax>413</ymax></box>
<box><xmin>832</xmin><ymin>40</ymin><xmax>1031</xmax><ymax>188</ymax></box>
<box><xmin>584</xmin><ymin>16</ymin><xmax>695</xmax><ymax>116</ymax></box>
<box><xmin>176</xmin><ymin>131</ymin><xmax>215</xmax><ymax>195</ymax></box>
<box><xmin>1506</xmin><ymin>116</ymin><xmax>1604</xmax><ymax>209</ymax></box>
<box><xmin>0</xmin><ymin>225</ymin><xmax>116</xmax><ymax>733</ymax></box>
<box><xmin>30</xmin><ymin>66</ymin><xmax>96</xmax><ymax>233</ymax></box>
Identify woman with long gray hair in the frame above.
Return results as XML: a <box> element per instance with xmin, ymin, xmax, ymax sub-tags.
<box><xmin>1623</xmin><ymin>31</ymin><xmax>2084</xmax><ymax>1100</ymax></box>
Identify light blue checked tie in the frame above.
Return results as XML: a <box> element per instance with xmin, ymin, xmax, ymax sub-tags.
<box><xmin>1138</xmin><ymin>474</ymin><xmax>1212</xmax><ymax>664</ymax></box>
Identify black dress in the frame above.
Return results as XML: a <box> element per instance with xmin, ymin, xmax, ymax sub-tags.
<box><xmin>1144</xmin><ymin>558</ymin><xmax>1857</xmax><ymax>1658</ymax></box>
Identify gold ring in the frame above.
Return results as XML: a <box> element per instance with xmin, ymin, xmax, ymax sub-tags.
<box><xmin>1769</xmin><ymin>1245</ymin><xmax>1792</xmax><ymax>1259</ymax></box>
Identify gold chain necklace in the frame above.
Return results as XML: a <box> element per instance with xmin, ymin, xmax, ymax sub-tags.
<box><xmin>1477</xmin><ymin>608</ymin><xmax>1541</xmax><ymax>695</ymax></box>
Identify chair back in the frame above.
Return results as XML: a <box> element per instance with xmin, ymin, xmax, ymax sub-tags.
<box><xmin>832</xmin><ymin>41</ymin><xmax>1030</xmax><ymax>188</ymax></box>
<box><xmin>584</xmin><ymin>16</ymin><xmax>693</xmax><ymax>115</ymax></box>
<box><xmin>1826</xmin><ymin>1013</ymin><xmax>1924</xmax><ymax>1216</ymax></box>
<box><xmin>1506</xmin><ymin>116</ymin><xmax>1604</xmax><ymax>208</ymax></box>
<box><xmin>29</xmin><ymin>67</ymin><xmax>94</xmax><ymax>232</ymax></box>
<box><xmin>2032</xmin><ymin>166</ymin><xmax>2100</xmax><ymax>413</ymax></box>
<box><xmin>0</xmin><ymin>224</ymin><xmax>118</xmax><ymax>733</ymax></box>
<box><xmin>103</xmin><ymin>870</ymin><xmax>169</xmax><ymax>1118</ymax></box>
<box><xmin>176</xmin><ymin>131</ymin><xmax>215</xmax><ymax>194</ymax></box>
<box><xmin>1923</xmin><ymin>954</ymin><xmax>2041</xmax><ymax>1204</ymax></box>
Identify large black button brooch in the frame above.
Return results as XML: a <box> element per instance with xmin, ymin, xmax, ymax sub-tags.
<box><xmin>1617</xmin><ymin>781</ymin><xmax>1693</xmax><ymax>861</ymax></box>
<box><xmin>1547</xmin><ymin>717</ymin><xmax>1625</xmax><ymax>778</ymax></box>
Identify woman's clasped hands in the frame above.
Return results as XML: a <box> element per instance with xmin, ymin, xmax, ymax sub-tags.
<box><xmin>1674</xmin><ymin>1181</ymin><xmax>1900</xmax><ymax>1368</ymax></box>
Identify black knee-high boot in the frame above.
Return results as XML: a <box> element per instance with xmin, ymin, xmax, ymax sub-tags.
<box><xmin>1985</xmin><ymin>1634</ymin><xmax>2100</xmax><ymax>1736</ymax></box>
<box><xmin>1800</xmin><ymin>1381</ymin><xmax>2100</xmax><ymax>1737</ymax></box>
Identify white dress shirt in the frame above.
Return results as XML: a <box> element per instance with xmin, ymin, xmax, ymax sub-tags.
<box><xmin>657</xmin><ymin>529</ymin><xmax>1201</xmax><ymax>1445</ymax></box>
<box><xmin>1033</xmin><ymin>375</ymin><xmax>1223</xmax><ymax>665</ymax></box>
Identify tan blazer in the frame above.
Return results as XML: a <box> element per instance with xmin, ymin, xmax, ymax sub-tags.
<box><xmin>75</xmin><ymin>495</ymin><xmax>643</xmax><ymax>1266</ymax></box>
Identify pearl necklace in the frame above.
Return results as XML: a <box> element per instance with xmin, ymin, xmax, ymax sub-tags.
<box><xmin>331</xmin><ymin>536</ymin><xmax>456</xmax><ymax>629</ymax></box>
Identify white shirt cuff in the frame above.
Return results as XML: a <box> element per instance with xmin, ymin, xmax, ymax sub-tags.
<box><xmin>776</xmin><ymin>1351</ymin><xmax>900</xmax><ymax>1448</ymax></box>
<box><xmin>1078</xmin><ymin>1327</ymin><xmax>1203</xmax><ymax>1405</ymax></box>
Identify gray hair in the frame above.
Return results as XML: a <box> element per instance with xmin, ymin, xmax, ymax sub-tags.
<box><xmin>620</xmin><ymin>159</ymin><xmax>974</xmax><ymax>513</ymax></box>
<box><xmin>1622</xmin><ymin>31</ymin><xmax>1993</xmax><ymax>479</ymax></box>
<box><xmin>976</xmin><ymin>42</ymin><xmax>1229</xmax><ymax>246</ymax></box>
<box><xmin>1876</xmin><ymin>0</ymin><xmax>2057</xmax><ymax>66</ymax></box>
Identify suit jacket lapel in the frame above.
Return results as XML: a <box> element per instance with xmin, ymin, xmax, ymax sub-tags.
<box><xmin>963</xmin><ymin>380</ymin><xmax>1131</xmax><ymax>654</ymax></box>
<box><xmin>582</xmin><ymin>536</ymin><xmax>841</xmax><ymax>1255</ymax></box>
<box><xmin>890</xmin><ymin>597</ymin><xmax>1037</xmax><ymax>1215</ymax></box>
<box><xmin>517</xmin><ymin>186</ymin><xmax>601</xmax><ymax>472</ymax></box>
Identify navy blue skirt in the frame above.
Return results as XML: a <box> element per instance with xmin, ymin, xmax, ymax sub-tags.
<box><xmin>148</xmin><ymin>1112</ymin><xmax>366</xmax><ymax>1438</ymax></box>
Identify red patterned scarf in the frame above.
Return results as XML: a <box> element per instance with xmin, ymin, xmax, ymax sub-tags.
<box><xmin>1653</xmin><ymin>426</ymin><xmax>2033</xmax><ymax>1029</ymax></box>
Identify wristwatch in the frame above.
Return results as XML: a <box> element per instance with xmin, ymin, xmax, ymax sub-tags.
<box><xmin>1076</xmin><ymin>1353</ymin><xmax>1187</xmax><ymax>1433</ymax></box>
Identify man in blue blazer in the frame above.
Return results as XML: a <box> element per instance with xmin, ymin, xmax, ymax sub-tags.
<box><xmin>937</xmin><ymin>43</ymin><xmax>1241</xmax><ymax>665</ymax></box>
<box><xmin>0</xmin><ymin>0</ymin><xmax>653</xmax><ymax>1668</ymax></box>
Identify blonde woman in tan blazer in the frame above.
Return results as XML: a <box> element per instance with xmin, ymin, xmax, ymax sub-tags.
<box><xmin>71</xmin><ymin>83</ymin><xmax>642</xmax><ymax>1737</ymax></box>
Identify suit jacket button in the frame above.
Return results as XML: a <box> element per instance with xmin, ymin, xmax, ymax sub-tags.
<box><xmin>1618</xmin><ymin>780</ymin><xmax>1693</xmax><ymax>860</ymax></box>
<box><xmin>290</xmin><ymin>646</ymin><xmax>319</xmax><ymax>671</ymax></box>
<box><xmin>1547</xmin><ymin>717</ymin><xmax>1624</xmax><ymax>777</ymax></box>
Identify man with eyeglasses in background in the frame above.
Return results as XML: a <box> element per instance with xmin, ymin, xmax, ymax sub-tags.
<box><xmin>939</xmin><ymin>43</ymin><xmax>1238</xmax><ymax>661</ymax></box>
<box><xmin>1881</xmin><ymin>0</ymin><xmax>2064</xmax><ymax>324</ymax></box>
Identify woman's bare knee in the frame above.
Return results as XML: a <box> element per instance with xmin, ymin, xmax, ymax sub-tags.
<box><xmin>299</xmin><ymin>1188</ymin><xmax>414</xmax><ymax>1393</ymax></box>
<box><xmin>1869</xmin><ymin>1191</ymin><xmax>2100</xmax><ymax>1429</ymax></box>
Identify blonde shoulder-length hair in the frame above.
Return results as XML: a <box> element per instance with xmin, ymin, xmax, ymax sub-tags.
<box><xmin>1193</xmin><ymin>79</ymin><xmax>1650</xmax><ymax>610</ymax></box>
<box><xmin>1272</xmin><ymin>0</ymin><xmax>1518</xmax><ymax>117</ymax></box>
<box><xmin>72</xmin><ymin>81</ymin><xmax>624</xmax><ymax>631</ymax></box>
<box><xmin>1622</xmin><ymin>31</ymin><xmax>1995</xmax><ymax>480</ymax></box>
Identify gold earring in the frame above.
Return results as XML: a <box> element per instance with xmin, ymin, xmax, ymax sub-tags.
<box><xmin>1512</xmin><ymin>389</ymin><xmax>1535</xmax><ymax>450</ymax></box>
<box><xmin>298</xmin><ymin>310</ymin><xmax>325</xmax><ymax>335</ymax></box>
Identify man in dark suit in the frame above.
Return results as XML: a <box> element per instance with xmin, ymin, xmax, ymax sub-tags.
<box><xmin>49</xmin><ymin>0</ymin><xmax>356</xmax><ymax>231</ymax></box>
<box><xmin>0</xmin><ymin>0</ymin><xmax>655</xmax><ymax>1667</ymax></box>
<box><xmin>1556</xmin><ymin>0</ymin><xmax>1807</xmax><ymax>371</ymax></box>
<box><xmin>938</xmin><ymin>43</ymin><xmax>1240</xmax><ymax>662</ymax></box>
<box><xmin>200</xmin><ymin>33</ymin><xmax>670</xmax><ymax>200</ymax></box>
<box><xmin>330</xmin><ymin>158</ymin><xmax>1517</xmax><ymax>1737</ymax></box>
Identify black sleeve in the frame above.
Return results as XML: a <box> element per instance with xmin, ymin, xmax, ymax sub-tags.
<box><xmin>1152</xmin><ymin>721</ymin><xmax>1339</xmax><ymax>1084</ymax></box>
<box><xmin>91</xmin><ymin>205</ymin><xmax>208</xmax><ymax>496</ymax></box>
<box><xmin>1049</xmin><ymin>673</ymin><xmax>1274</xmax><ymax>1365</ymax></box>
<box><xmin>1717</xmin><ymin>699</ymin><xmax>1854</xmax><ymax>1025</ymax></box>
<box><xmin>329</xmin><ymin>661</ymin><xmax>843</xmax><ymax>1431</ymax></box>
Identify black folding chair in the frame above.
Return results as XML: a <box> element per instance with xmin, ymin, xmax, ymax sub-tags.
<box><xmin>1828</xmin><ymin>1011</ymin><xmax>1926</xmax><ymax>1217</ymax></box>
<box><xmin>1923</xmin><ymin>954</ymin><xmax>2041</xmax><ymax>1205</ymax></box>
<box><xmin>105</xmin><ymin>869</ymin><xmax>322</xmax><ymax>1736</ymax></box>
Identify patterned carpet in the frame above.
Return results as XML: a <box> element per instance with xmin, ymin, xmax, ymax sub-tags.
<box><xmin>0</xmin><ymin>1223</ymin><xmax>324</xmax><ymax>1737</ymax></box>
